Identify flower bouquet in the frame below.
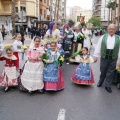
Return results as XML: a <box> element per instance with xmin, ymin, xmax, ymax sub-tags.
<box><xmin>21</xmin><ymin>45</ymin><xmax>28</xmax><ymax>60</ymax></box>
<box><xmin>55</xmin><ymin>55</ymin><xmax>64</xmax><ymax>66</ymax></box>
<box><xmin>65</xmin><ymin>29</ymin><xmax>69</xmax><ymax>36</ymax></box>
<box><xmin>69</xmin><ymin>50</ymin><xmax>82</xmax><ymax>59</ymax></box>
<box><xmin>77</xmin><ymin>33</ymin><xmax>86</xmax><ymax>39</ymax></box>
<box><xmin>39</xmin><ymin>53</ymin><xmax>49</xmax><ymax>66</ymax></box>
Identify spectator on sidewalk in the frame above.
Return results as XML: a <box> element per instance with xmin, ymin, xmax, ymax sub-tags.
<box><xmin>1</xmin><ymin>25</ymin><xmax>5</xmax><ymax>40</ymax></box>
<box><xmin>20</xmin><ymin>26</ymin><xmax>25</xmax><ymax>44</ymax></box>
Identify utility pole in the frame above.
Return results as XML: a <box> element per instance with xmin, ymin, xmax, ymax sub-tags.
<box><xmin>11</xmin><ymin>0</ymin><xmax>16</xmax><ymax>36</ymax></box>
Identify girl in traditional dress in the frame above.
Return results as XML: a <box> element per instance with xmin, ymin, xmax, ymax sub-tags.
<box><xmin>71</xmin><ymin>47</ymin><xmax>95</xmax><ymax>85</ymax></box>
<box><xmin>82</xmin><ymin>25</ymin><xmax>91</xmax><ymax>52</ymax></box>
<box><xmin>43</xmin><ymin>42</ymin><xmax>65</xmax><ymax>91</ymax></box>
<box><xmin>0</xmin><ymin>48</ymin><xmax>19</xmax><ymax>92</ymax></box>
<box><xmin>19</xmin><ymin>36</ymin><xmax>45</xmax><ymax>93</ymax></box>
<box><xmin>13</xmin><ymin>33</ymin><xmax>26</xmax><ymax>70</ymax></box>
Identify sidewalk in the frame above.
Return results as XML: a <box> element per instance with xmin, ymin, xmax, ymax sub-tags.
<box><xmin>3</xmin><ymin>34</ymin><xmax>32</xmax><ymax>49</ymax></box>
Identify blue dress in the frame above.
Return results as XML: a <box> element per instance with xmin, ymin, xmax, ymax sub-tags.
<box><xmin>43</xmin><ymin>50</ymin><xmax>60</xmax><ymax>82</ymax></box>
<box><xmin>71</xmin><ymin>55</ymin><xmax>95</xmax><ymax>85</ymax></box>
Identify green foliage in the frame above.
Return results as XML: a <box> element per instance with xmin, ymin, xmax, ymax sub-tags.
<box><xmin>68</xmin><ymin>19</ymin><xmax>75</xmax><ymax>27</ymax></box>
<box><xmin>106</xmin><ymin>1</ymin><xmax>118</xmax><ymax>10</ymax></box>
<box><xmin>80</xmin><ymin>22</ymin><xmax>86</xmax><ymax>27</ymax></box>
<box><xmin>88</xmin><ymin>16</ymin><xmax>101</xmax><ymax>26</ymax></box>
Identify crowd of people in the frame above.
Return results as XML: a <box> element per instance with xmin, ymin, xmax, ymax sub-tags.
<box><xmin>0</xmin><ymin>22</ymin><xmax>120</xmax><ymax>94</ymax></box>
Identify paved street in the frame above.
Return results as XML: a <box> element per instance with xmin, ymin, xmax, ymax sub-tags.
<box><xmin>0</xmin><ymin>36</ymin><xmax>120</xmax><ymax>120</ymax></box>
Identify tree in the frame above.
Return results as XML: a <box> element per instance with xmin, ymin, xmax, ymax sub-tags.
<box><xmin>106</xmin><ymin>1</ymin><xmax>118</xmax><ymax>24</ymax></box>
<box><xmin>68</xmin><ymin>19</ymin><xmax>75</xmax><ymax>27</ymax></box>
<box><xmin>88</xmin><ymin>16</ymin><xmax>101</xmax><ymax>26</ymax></box>
<box><xmin>80</xmin><ymin>22</ymin><xmax>86</xmax><ymax>27</ymax></box>
<box><xmin>11</xmin><ymin>0</ymin><xmax>16</xmax><ymax>36</ymax></box>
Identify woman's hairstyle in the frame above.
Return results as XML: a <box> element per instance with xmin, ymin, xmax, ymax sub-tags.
<box><xmin>6</xmin><ymin>48</ymin><xmax>13</xmax><ymax>53</ymax></box>
<box><xmin>82</xmin><ymin>47</ymin><xmax>88</xmax><ymax>51</ymax></box>
<box><xmin>33</xmin><ymin>36</ymin><xmax>41</xmax><ymax>41</ymax></box>
<box><xmin>49</xmin><ymin>21</ymin><xmax>55</xmax><ymax>34</ymax></box>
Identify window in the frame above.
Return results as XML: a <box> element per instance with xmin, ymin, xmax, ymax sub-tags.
<box><xmin>20</xmin><ymin>6</ymin><xmax>26</xmax><ymax>12</ymax></box>
<box><xmin>40</xmin><ymin>9</ymin><xmax>42</xmax><ymax>15</ymax></box>
<box><xmin>4</xmin><ymin>4</ymin><xmax>10</xmax><ymax>12</ymax></box>
<box><xmin>44</xmin><ymin>9</ymin><xmax>46</xmax><ymax>19</ymax></box>
<box><xmin>15</xmin><ymin>7</ymin><xmax>18</xmax><ymax>13</ymax></box>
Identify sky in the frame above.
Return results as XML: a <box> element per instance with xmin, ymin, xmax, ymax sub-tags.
<box><xmin>66</xmin><ymin>0</ymin><xmax>93</xmax><ymax>15</ymax></box>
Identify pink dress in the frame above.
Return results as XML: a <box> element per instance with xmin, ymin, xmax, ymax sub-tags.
<box><xmin>20</xmin><ymin>47</ymin><xmax>45</xmax><ymax>91</ymax></box>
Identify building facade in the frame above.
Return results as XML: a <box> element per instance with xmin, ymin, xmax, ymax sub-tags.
<box><xmin>92</xmin><ymin>0</ymin><xmax>110</xmax><ymax>26</ymax></box>
<box><xmin>67</xmin><ymin>6</ymin><xmax>92</xmax><ymax>23</ymax></box>
<box><xmin>50</xmin><ymin>0</ymin><xmax>66</xmax><ymax>22</ymax></box>
<box><xmin>39</xmin><ymin>0</ymin><xmax>49</xmax><ymax>21</ymax></box>
<box><xmin>0</xmin><ymin>0</ymin><xmax>39</xmax><ymax>32</ymax></box>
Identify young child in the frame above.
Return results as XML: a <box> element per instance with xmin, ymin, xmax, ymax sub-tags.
<box><xmin>71</xmin><ymin>47</ymin><xmax>95</xmax><ymax>85</ymax></box>
<box><xmin>43</xmin><ymin>42</ymin><xmax>65</xmax><ymax>91</ymax></box>
<box><xmin>19</xmin><ymin>36</ymin><xmax>45</xmax><ymax>93</ymax></box>
<box><xmin>0</xmin><ymin>48</ymin><xmax>19</xmax><ymax>92</ymax></box>
<box><xmin>13</xmin><ymin>33</ymin><xmax>25</xmax><ymax>70</ymax></box>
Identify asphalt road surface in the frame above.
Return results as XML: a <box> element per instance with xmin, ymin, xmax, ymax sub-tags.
<box><xmin>0</xmin><ymin>36</ymin><xmax>120</xmax><ymax>120</ymax></box>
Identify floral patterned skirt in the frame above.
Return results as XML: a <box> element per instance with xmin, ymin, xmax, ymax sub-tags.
<box><xmin>0</xmin><ymin>66</ymin><xmax>18</xmax><ymax>86</ymax></box>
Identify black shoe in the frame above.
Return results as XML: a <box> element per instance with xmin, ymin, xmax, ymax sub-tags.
<box><xmin>105</xmin><ymin>87</ymin><xmax>112</xmax><ymax>93</ymax></box>
<box><xmin>97</xmin><ymin>82</ymin><xmax>102</xmax><ymax>87</ymax></box>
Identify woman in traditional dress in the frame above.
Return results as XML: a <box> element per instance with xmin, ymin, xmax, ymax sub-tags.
<box><xmin>45</xmin><ymin>22</ymin><xmax>64</xmax><ymax>56</ymax></box>
<box><xmin>0</xmin><ymin>48</ymin><xmax>19</xmax><ymax>92</ymax></box>
<box><xmin>82</xmin><ymin>25</ymin><xmax>91</xmax><ymax>52</ymax></box>
<box><xmin>71</xmin><ymin>26</ymin><xmax>84</xmax><ymax>56</ymax></box>
<box><xmin>13</xmin><ymin>33</ymin><xmax>26</xmax><ymax>70</ymax></box>
<box><xmin>71</xmin><ymin>47</ymin><xmax>95</xmax><ymax>85</ymax></box>
<box><xmin>19</xmin><ymin>36</ymin><xmax>45</xmax><ymax>93</ymax></box>
<box><xmin>43</xmin><ymin>42</ymin><xmax>65</xmax><ymax>91</ymax></box>
<box><xmin>45</xmin><ymin>21</ymin><xmax>60</xmax><ymax>42</ymax></box>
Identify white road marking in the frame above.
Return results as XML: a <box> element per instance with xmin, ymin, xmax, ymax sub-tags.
<box><xmin>57</xmin><ymin>109</ymin><xmax>66</xmax><ymax>120</ymax></box>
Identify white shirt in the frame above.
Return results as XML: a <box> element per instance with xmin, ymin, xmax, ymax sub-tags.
<box><xmin>93</xmin><ymin>34</ymin><xmax>120</xmax><ymax>58</ymax></box>
<box><xmin>13</xmin><ymin>40</ymin><xmax>23</xmax><ymax>53</ymax></box>
<box><xmin>74</xmin><ymin>32</ymin><xmax>81</xmax><ymax>39</ymax></box>
<box><xmin>46</xmin><ymin>29</ymin><xmax>60</xmax><ymax>37</ymax></box>
<box><xmin>75</xmin><ymin>55</ymin><xmax>94</xmax><ymax>63</ymax></box>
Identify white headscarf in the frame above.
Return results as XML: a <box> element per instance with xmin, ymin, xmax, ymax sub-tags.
<box><xmin>29</xmin><ymin>36</ymin><xmax>44</xmax><ymax>49</ymax></box>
